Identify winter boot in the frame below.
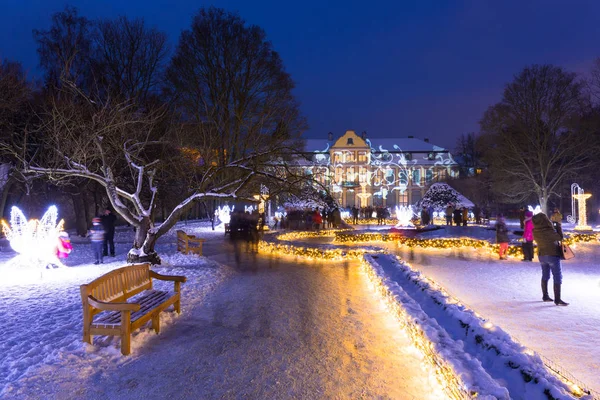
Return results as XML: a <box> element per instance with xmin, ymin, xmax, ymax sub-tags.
<box><xmin>541</xmin><ymin>279</ymin><xmax>553</xmax><ymax>302</ymax></box>
<box><xmin>553</xmin><ymin>283</ymin><xmax>569</xmax><ymax>306</ymax></box>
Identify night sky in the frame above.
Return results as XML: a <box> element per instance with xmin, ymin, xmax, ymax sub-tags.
<box><xmin>2</xmin><ymin>0</ymin><xmax>599</xmax><ymax>149</ymax></box>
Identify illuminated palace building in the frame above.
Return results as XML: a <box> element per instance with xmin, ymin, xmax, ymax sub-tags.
<box><xmin>303</xmin><ymin>130</ymin><xmax>459</xmax><ymax>208</ymax></box>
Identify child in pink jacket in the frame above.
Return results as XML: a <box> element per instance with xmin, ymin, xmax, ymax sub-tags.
<box><xmin>522</xmin><ymin>211</ymin><xmax>534</xmax><ymax>261</ymax></box>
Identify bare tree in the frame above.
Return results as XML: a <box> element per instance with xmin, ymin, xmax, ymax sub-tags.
<box><xmin>93</xmin><ymin>16</ymin><xmax>169</xmax><ymax>103</ymax></box>
<box><xmin>165</xmin><ymin>7</ymin><xmax>307</xmax><ymax>166</ymax></box>
<box><xmin>7</xmin><ymin>6</ymin><xmax>311</xmax><ymax>264</ymax></box>
<box><xmin>33</xmin><ymin>6</ymin><xmax>92</xmax><ymax>90</ymax></box>
<box><xmin>480</xmin><ymin>64</ymin><xmax>595</xmax><ymax>213</ymax></box>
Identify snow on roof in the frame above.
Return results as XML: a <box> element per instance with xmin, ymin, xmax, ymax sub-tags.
<box><xmin>304</xmin><ymin>137</ymin><xmax>447</xmax><ymax>153</ymax></box>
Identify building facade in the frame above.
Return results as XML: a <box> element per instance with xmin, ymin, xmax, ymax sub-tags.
<box><xmin>303</xmin><ymin>130</ymin><xmax>459</xmax><ymax>208</ymax></box>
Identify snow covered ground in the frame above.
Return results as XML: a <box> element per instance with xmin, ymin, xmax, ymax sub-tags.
<box><xmin>1</xmin><ymin>218</ymin><xmax>598</xmax><ymax>399</ymax></box>
<box><xmin>388</xmin><ymin>223</ymin><xmax>600</xmax><ymax>397</ymax></box>
<box><xmin>0</xmin><ymin>221</ymin><xmax>445</xmax><ymax>399</ymax></box>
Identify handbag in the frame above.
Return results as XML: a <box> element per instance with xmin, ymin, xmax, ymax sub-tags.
<box><xmin>559</xmin><ymin>242</ymin><xmax>575</xmax><ymax>260</ymax></box>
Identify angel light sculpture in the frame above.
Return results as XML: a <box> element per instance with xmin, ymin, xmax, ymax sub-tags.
<box><xmin>395</xmin><ymin>205</ymin><xmax>415</xmax><ymax>228</ymax></box>
<box><xmin>1</xmin><ymin>205</ymin><xmax>65</xmax><ymax>266</ymax></box>
<box><xmin>216</xmin><ymin>205</ymin><xmax>234</xmax><ymax>225</ymax></box>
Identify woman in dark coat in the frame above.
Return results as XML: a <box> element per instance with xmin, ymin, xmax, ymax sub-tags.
<box><xmin>532</xmin><ymin>213</ymin><xmax>568</xmax><ymax>306</ymax></box>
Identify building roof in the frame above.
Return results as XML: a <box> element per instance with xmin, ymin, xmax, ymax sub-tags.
<box><xmin>304</xmin><ymin>136</ymin><xmax>447</xmax><ymax>153</ymax></box>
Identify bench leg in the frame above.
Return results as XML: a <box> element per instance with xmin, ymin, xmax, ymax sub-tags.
<box><xmin>152</xmin><ymin>313</ymin><xmax>160</xmax><ymax>334</ymax></box>
<box><xmin>120</xmin><ymin>311</ymin><xmax>132</xmax><ymax>356</ymax></box>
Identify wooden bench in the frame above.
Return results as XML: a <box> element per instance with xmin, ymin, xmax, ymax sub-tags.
<box><xmin>176</xmin><ymin>230</ymin><xmax>205</xmax><ymax>255</ymax></box>
<box><xmin>80</xmin><ymin>263</ymin><xmax>186</xmax><ymax>355</ymax></box>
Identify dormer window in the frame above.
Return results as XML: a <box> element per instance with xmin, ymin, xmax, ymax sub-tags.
<box><xmin>347</xmin><ymin>138</ymin><xmax>354</xmax><ymax>145</ymax></box>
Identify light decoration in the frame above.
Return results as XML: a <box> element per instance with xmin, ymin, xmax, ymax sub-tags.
<box><xmin>528</xmin><ymin>205</ymin><xmax>542</xmax><ymax>215</ymax></box>
<box><xmin>359</xmin><ymin>255</ymin><xmax>473</xmax><ymax>398</ymax></box>
<box><xmin>1</xmin><ymin>205</ymin><xmax>65</xmax><ymax>267</ymax></box>
<box><xmin>357</xmin><ymin>182</ymin><xmax>372</xmax><ymax>208</ymax></box>
<box><xmin>244</xmin><ymin>205</ymin><xmax>256</xmax><ymax>213</ymax></box>
<box><xmin>315</xmin><ymin>134</ymin><xmax>459</xmax><ymax>209</ymax></box>
<box><xmin>343</xmin><ymin>217</ymin><xmax>398</xmax><ymax>225</ymax></box>
<box><xmin>568</xmin><ymin>183</ymin><xmax>592</xmax><ymax>231</ymax></box>
<box><xmin>395</xmin><ymin>205</ymin><xmax>415</xmax><ymax>227</ymax></box>
<box><xmin>216</xmin><ymin>205</ymin><xmax>233</xmax><ymax>224</ymax></box>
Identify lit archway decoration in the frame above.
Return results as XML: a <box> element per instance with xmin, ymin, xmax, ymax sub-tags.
<box><xmin>568</xmin><ymin>183</ymin><xmax>592</xmax><ymax>231</ymax></box>
<box><xmin>1</xmin><ymin>205</ymin><xmax>65</xmax><ymax>266</ymax></box>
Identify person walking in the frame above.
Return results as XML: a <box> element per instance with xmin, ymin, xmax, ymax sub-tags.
<box><xmin>89</xmin><ymin>217</ymin><xmax>105</xmax><ymax>265</ymax></box>
<box><xmin>100</xmin><ymin>208</ymin><xmax>117</xmax><ymax>257</ymax></box>
<box><xmin>461</xmin><ymin>207</ymin><xmax>468</xmax><ymax>226</ymax></box>
<box><xmin>351</xmin><ymin>206</ymin><xmax>359</xmax><ymax>225</ymax></box>
<box><xmin>533</xmin><ymin>213</ymin><xmax>568</xmax><ymax>306</ymax></box>
<box><xmin>495</xmin><ymin>214</ymin><xmax>509</xmax><ymax>260</ymax></box>
<box><xmin>521</xmin><ymin>210</ymin><xmax>534</xmax><ymax>261</ymax></box>
<box><xmin>445</xmin><ymin>204</ymin><xmax>453</xmax><ymax>226</ymax></box>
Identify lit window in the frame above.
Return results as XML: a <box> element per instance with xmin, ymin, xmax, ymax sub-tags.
<box><xmin>412</xmin><ymin>169</ymin><xmax>421</xmax><ymax>185</ymax></box>
<box><xmin>426</xmin><ymin>169</ymin><xmax>434</xmax><ymax>183</ymax></box>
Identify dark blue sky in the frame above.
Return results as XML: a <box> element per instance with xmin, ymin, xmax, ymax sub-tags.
<box><xmin>1</xmin><ymin>0</ymin><xmax>599</xmax><ymax>149</ymax></box>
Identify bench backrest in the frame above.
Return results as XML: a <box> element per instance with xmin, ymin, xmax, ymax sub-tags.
<box><xmin>177</xmin><ymin>230</ymin><xmax>188</xmax><ymax>245</ymax></box>
<box><xmin>81</xmin><ymin>263</ymin><xmax>153</xmax><ymax>316</ymax></box>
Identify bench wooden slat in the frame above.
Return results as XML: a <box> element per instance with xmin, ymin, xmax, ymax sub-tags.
<box><xmin>80</xmin><ymin>263</ymin><xmax>186</xmax><ymax>355</ymax></box>
<box><xmin>176</xmin><ymin>230</ymin><xmax>205</xmax><ymax>255</ymax></box>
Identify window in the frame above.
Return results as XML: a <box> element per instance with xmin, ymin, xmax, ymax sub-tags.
<box><xmin>399</xmin><ymin>171</ymin><xmax>408</xmax><ymax>185</ymax></box>
<box><xmin>404</xmin><ymin>153</ymin><xmax>412</xmax><ymax>161</ymax></box>
<box><xmin>335</xmin><ymin>166</ymin><xmax>343</xmax><ymax>183</ymax></box>
<box><xmin>345</xmin><ymin>151</ymin><xmax>356</xmax><ymax>162</ymax></box>
<box><xmin>398</xmin><ymin>191</ymin><xmax>408</xmax><ymax>206</ymax></box>
<box><xmin>426</xmin><ymin>169</ymin><xmax>434</xmax><ymax>184</ymax></box>
<box><xmin>385</xmin><ymin>168</ymin><xmax>395</xmax><ymax>185</ymax></box>
<box><xmin>358</xmin><ymin>151</ymin><xmax>368</xmax><ymax>163</ymax></box>
<box><xmin>428</xmin><ymin>152</ymin><xmax>435</xmax><ymax>160</ymax></box>
<box><xmin>347</xmin><ymin>138</ymin><xmax>354</xmax><ymax>145</ymax></box>
<box><xmin>437</xmin><ymin>168</ymin><xmax>447</xmax><ymax>181</ymax></box>
<box><xmin>333</xmin><ymin>152</ymin><xmax>342</xmax><ymax>163</ymax></box>
<box><xmin>347</xmin><ymin>167</ymin><xmax>355</xmax><ymax>182</ymax></box>
<box><xmin>359</xmin><ymin>167</ymin><xmax>367</xmax><ymax>183</ymax></box>
<box><xmin>412</xmin><ymin>169</ymin><xmax>421</xmax><ymax>186</ymax></box>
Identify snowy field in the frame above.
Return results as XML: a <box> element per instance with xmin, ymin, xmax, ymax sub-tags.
<box><xmin>0</xmin><ymin>222</ymin><xmax>232</xmax><ymax>398</ymax></box>
<box><xmin>1</xmin><ymin>218</ymin><xmax>599</xmax><ymax>399</ymax></box>
<box><xmin>389</xmin><ymin>223</ymin><xmax>600</xmax><ymax>396</ymax></box>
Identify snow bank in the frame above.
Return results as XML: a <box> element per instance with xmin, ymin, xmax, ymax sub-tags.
<box><xmin>363</xmin><ymin>253</ymin><xmax>590</xmax><ymax>399</ymax></box>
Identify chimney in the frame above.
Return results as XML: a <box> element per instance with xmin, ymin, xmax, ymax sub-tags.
<box><xmin>361</xmin><ymin>131</ymin><xmax>367</xmax><ymax>140</ymax></box>
<box><xmin>424</xmin><ymin>138</ymin><xmax>429</xmax><ymax>143</ymax></box>
<box><xmin>328</xmin><ymin>132</ymin><xmax>333</xmax><ymax>141</ymax></box>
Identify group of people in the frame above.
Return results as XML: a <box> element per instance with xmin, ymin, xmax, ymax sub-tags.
<box><xmin>53</xmin><ymin>208</ymin><xmax>117</xmax><ymax>265</ymax></box>
<box><xmin>496</xmin><ymin>207</ymin><xmax>569</xmax><ymax>306</ymax></box>
<box><xmin>89</xmin><ymin>208</ymin><xmax>117</xmax><ymax>264</ymax></box>
<box><xmin>280</xmin><ymin>207</ymin><xmax>342</xmax><ymax>230</ymax></box>
<box><xmin>350</xmin><ymin>206</ymin><xmax>390</xmax><ymax>225</ymax></box>
<box><xmin>444</xmin><ymin>204</ymin><xmax>474</xmax><ymax>226</ymax></box>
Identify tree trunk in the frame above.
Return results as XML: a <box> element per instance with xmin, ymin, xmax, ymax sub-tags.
<box><xmin>70</xmin><ymin>193</ymin><xmax>89</xmax><ymax>236</ymax></box>
<box><xmin>126</xmin><ymin>216</ymin><xmax>161</xmax><ymax>265</ymax></box>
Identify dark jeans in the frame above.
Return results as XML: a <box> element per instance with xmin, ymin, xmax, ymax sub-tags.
<box><xmin>522</xmin><ymin>241</ymin><xmax>534</xmax><ymax>260</ymax></box>
<box><xmin>103</xmin><ymin>234</ymin><xmax>115</xmax><ymax>256</ymax></box>
<box><xmin>539</xmin><ymin>255</ymin><xmax>562</xmax><ymax>284</ymax></box>
<box><xmin>92</xmin><ymin>241</ymin><xmax>104</xmax><ymax>263</ymax></box>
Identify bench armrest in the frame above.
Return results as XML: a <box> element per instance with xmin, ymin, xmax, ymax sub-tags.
<box><xmin>87</xmin><ymin>296</ymin><xmax>141</xmax><ymax>312</ymax></box>
<box><xmin>150</xmin><ymin>270</ymin><xmax>187</xmax><ymax>283</ymax></box>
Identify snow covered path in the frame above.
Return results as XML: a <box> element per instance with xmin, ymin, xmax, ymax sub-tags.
<box><xmin>388</xmin><ymin>242</ymin><xmax>600</xmax><ymax>394</ymax></box>
<box><xmin>1</xmin><ymin>234</ymin><xmax>445</xmax><ymax>399</ymax></box>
